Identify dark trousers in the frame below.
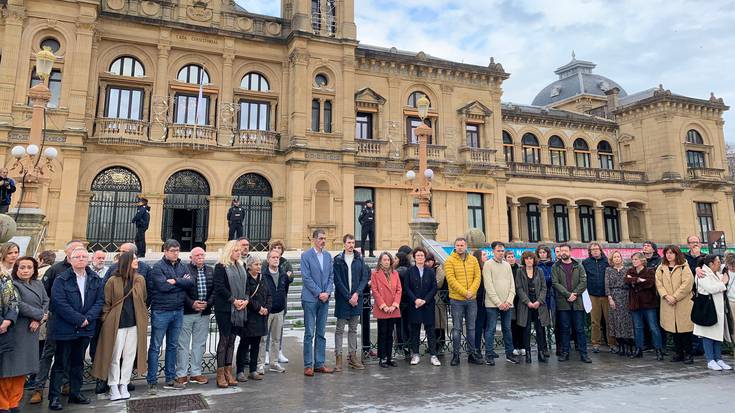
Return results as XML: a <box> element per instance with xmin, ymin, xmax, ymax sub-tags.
<box><xmin>49</xmin><ymin>337</ymin><xmax>89</xmax><ymax>399</ymax></box>
<box><xmin>236</xmin><ymin>336</ymin><xmax>261</xmax><ymax>374</ymax></box>
<box><xmin>524</xmin><ymin>309</ymin><xmax>547</xmax><ymax>352</ymax></box>
<box><xmin>361</xmin><ymin>290</ymin><xmax>372</xmax><ymax>353</ymax></box>
<box><xmin>228</xmin><ymin>223</ymin><xmax>243</xmax><ymax>241</ymax></box>
<box><xmin>397</xmin><ymin>304</ymin><xmax>410</xmax><ymax>354</ymax></box>
<box><xmin>512</xmin><ymin>320</ymin><xmax>525</xmax><ymax>349</ymax></box>
<box><xmin>410</xmin><ymin>323</ymin><xmax>436</xmax><ymax>356</ymax></box>
<box><xmin>0</xmin><ymin>204</ymin><xmax>9</xmax><ymax>213</ymax></box>
<box><xmin>558</xmin><ymin>310</ymin><xmax>588</xmax><ymax>355</ymax></box>
<box><xmin>474</xmin><ymin>304</ymin><xmax>486</xmax><ymax>352</ymax></box>
<box><xmin>134</xmin><ymin>227</ymin><xmax>146</xmax><ymax>257</ymax></box>
<box><xmin>361</xmin><ymin>227</ymin><xmax>374</xmax><ymax>254</ymax></box>
<box><xmin>672</xmin><ymin>331</ymin><xmax>692</xmax><ymax>356</ymax></box>
<box><xmin>377</xmin><ymin>318</ymin><xmax>399</xmax><ymax>361</ymax></box>
<box><xmin>89</xmin><ymin>320</ymin><xmax>104</xmax><ymax>362</ymax></box>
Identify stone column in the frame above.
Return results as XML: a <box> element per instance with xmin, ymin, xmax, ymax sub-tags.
<box><xmin>286</xmin><ymin>160</ymin><xmax>307</xmax><ymax>249</ymax></box>
<box><xmin>594</xmin><ymin>205</ymin><xmax>605</xmax><ymax>243</ymax></box>
<box><xmin>145</xmin><ymin>194</ymin><xmax>165</xmax><ymax>254</ymax></box>
<box><xmin>0</xmin><ymin>6</ymin><xmax>25</xmax><ymax>121</ymax></box>
<box><xmin>66</xmin><ymin>21</ymin><xmax>97</xmax><ymax>130</ymax></box>
<box><xmin>619</xmin><ymin>207</ymin><xmax>631</xmax><ymax>243</ymax></box>
<box><xmin>219</xmin><ymin>50</ymin><xmax>235</xmax><ymax>146</ymax></box>
<box><xmin>642</xmin><ymin>208</ymin><xmax>652</xmax><ymax>242</ymax></box>
<box><xmin>540</xmin><ymin>203</ymin><xmax>551</xmax><ymax>243</ymax></box>
<box><xmin>150</xmin><ymin>43</ymin><xmax>171</xmax><ymax>141</ymax></box>
<box><xmin>568</xmin><ymin>205</ymin><xmax>580</xmax><ymax>243</ymax></box>
<box><xmin>50</xmin><ymin>148</ymin><xmax>83</xmax><ymax>247</ymax></box>
<box><xmin>510</xmin><ymin>202</ymin><xmax>521</xmax><ymax>242</ymax></box>
<box><xmin>207</xmin><ymin>195</ymin><xmax>230</xmax><ymax>251</ymax></box>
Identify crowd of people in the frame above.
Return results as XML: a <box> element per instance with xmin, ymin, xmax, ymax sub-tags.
<box><xmin>0</xmin><ymin>230</ymin><xmax>733</xmax><ymax>412</ymax></box>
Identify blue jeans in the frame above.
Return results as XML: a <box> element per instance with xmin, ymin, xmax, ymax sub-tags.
<box><xmin>147</xmin><ymin>309</ymin><xmax>183</xmax><ymax>384</ymax></box>
<box><xmin>485</xmin><ymin>308</ymin><xmax>513</xmax><ymax>356</ymax></box>
<box><xmin>631</xmin><ymin>308</ymin><xmax>662</xmax><ymax>350</ymax></box>
<box><xmin>558</xmin><ymin>310</ymin><xmax>588</xmax><ymax>355</ymax></box>
<box><xmin>302</xmin><ymin>300</ymin><xmax>328</xmax><ymax>368</ymax></box>
<box><xmin>450</xmin><ymin>299</ymin><xmax>477</xmax><ymax>356</ymax></box>
<box><xmin>702</xmin><ymin>337</ymin><xmax>722</xmax><ymax>362</ymax></box>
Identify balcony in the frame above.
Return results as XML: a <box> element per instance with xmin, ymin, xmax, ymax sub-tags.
<box><xmin>458</xmin><ymin>146</ymin><xmax>497</xmax><ymax>169</ymax></box>
<box><xmin>403</xmin><ymin>143</ymin><xmax>447</xmax><ymax>164</ymax></box>
<box><xmin>355</xmin><ymin>138</ymin><xmax>390</xmax><ymax>160</ymax></box>
<box><xmin>168</xmin><ymin>124</ymin><xmax>217</xmax><ymax>149</ymax></box>
<box><xmin>95</xmin><ymin>118</ymin><xmax>148</xmax><ymax>146</ymax></box>
<box><xmin>233</xmin><ymin>130</ymin><xmax>280</xmax><ymax>155</ymax></box>
<box><xmin>508</xmin><ymin>162</ymin><xmax>647</xmax><ymax>184</ymax></box>
<box><xmin>688</xmin><ymin>167</ymin><xmax>725</xmax><ymax>181</ymax></box>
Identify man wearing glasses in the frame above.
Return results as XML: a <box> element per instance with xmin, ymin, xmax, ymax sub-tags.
<box><xmin>301</xmin><ymin>229</ymin><xmax>335</xmax><ymax>376</ymax></box>
<box><xmin>684</xmin><ymin>235</ymin><xmax>703</xmax><ymax>275</ymax></box>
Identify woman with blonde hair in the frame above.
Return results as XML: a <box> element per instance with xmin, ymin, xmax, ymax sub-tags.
<box><xmin>605</xmin><ymin>251</ymin><xmax>634</xmax><ymax>356</ymax></box>
<box><xmin>0</xmin><ymin>242</ymin><xmax>20</xmax><ymax>277</ymax></box>
<box><xmin>213</xmin><ymin>240</ymin><xmax>249</xmax><ymax>387</ymax></box>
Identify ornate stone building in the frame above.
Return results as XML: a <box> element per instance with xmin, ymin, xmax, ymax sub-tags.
<box><xmin>0</xmin><ymin>0</ymin><xmax>731</xmax><ymax>252</ymax></box>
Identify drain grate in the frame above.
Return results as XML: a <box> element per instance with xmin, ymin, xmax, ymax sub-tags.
<box><xmin>127</xmin><ymin>393</ymin><xmax>209</xmax><ymax>413</ymax></box>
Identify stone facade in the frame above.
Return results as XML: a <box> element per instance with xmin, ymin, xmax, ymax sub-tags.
<box><xmin>0</xmin><ymin>0</ymin><xmax>731</xmax><ymax>252</ymax></box>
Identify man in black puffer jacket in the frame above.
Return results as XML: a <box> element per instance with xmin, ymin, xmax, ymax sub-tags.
<box><xmin>257</xmin><ymin>249</ymin><xmax>290</xmax><ymax>374</ymax></box>
<box><xmin>582</xmin><ymin>242</ymin><xmax>612</xmax><ymax>353</ymax></box>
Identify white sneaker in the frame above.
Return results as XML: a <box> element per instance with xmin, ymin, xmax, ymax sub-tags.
<box><xmin>109</xmin><ymin>385</ymin><xmax>122</xmax><ymax>401</ymax></box>
<box><xmin>256</xmin><ymin>364</ymin><xmax>265</xmax><ymax>375</ymax></box>
<box><xmin>278</xmin><ymin>351</ymin><xmax>289</xmax><ymax>363</ymax></box>
<box><xmin>708</xmin><ymin>360</ymin><xmax>723</xmax><ymax>371</ymax></box>
<box><xmin>269</xmin><ymin>362</ymin><xmax>286</xmax><ymax>373</ymax></box>
<box><xmin>265</xmin><ymin>351</ymin><xmax>270</xmax><ymax>365</ymax></box>
<box><xmin>520</xmin><ymin>349</ymin><xmax>527</xmax><ymax>356</ymax></box>
<box><xmin>716</xmin><ymin>360</ymin><xmax>732</xmax><ymax>370</ymax></box>
<box><xmin>118</xmin><ymin>384</ymin><xmax>130</xmax><ymax>400</ymax></box>
<box><xmin>430</xmin><ymin>355</ymin><xmax>441</xmax><ymax>366</ymax></box>
<box><xmin>410</xmin><ymin>354</ymin><xmax>420</xmax><ymax>365</ymax></box>
<box><xmin>512</xmin><ymin>349</ymin><xmax>520</xmax><ymax>356</ymax></box>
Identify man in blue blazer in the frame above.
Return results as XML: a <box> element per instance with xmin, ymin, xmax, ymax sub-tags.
<box><xmin>301</xmin><ymin>229</ymin><xmax>334</xmax><ymax>376</ymax></box>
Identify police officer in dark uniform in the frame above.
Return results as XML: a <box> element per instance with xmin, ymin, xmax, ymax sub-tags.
<box><xmin>131</xmin><ymin>197</ymin><xmax>150</xmax><ymax>257</ymax></box>
<box><xmin>227</xmin><ymin>198</ymin><xmax>245</xmax><ymax>240</ymax></box>
<box><xmin>358</xmin><ymin>200</ymin><xmax>375</xmax><ymax>257</ymax></box>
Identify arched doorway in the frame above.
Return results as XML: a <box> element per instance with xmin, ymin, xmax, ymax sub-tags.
<box><xmin>232</xmin><ymin>173</ymin><xmax>272</xmax><ymax>251</ymax></box>
<box><xmin>162</xmin><ymin>170</ymin><xmax>210</xmax><ymax>251</ymax></box>
<box><xmin>86</xmin><ymin>167</ymin><xmax>142</xmax><ymax>252</ymax></box>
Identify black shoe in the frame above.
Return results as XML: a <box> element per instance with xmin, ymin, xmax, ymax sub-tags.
<box><xmin>379</xmin><ymin>359</ymin><xmax>389</xmax><ymax>368</ymax></box>
<box><xmin>580</xmin><ymin>354</ymin><xmax>592</xmax><ymax>363</ymax></box>
<box><xmin>68</xmin><ymin>394</ymin><xmax>90</xmax><ymax>405</ymax></box>
<box><xmin>630</xmin><ymin>348</ymin><xmax>643</xmax><ymax>358</ymax></box>
<box><xmin>505</xmin><ymin>354</ymin><xmax>519</xmax><ymax>364</ymax></box>
<box><xmin>450</xmin><ymin>355</ymin><xmax>460</xmax><ymax>366</ymax></box>
<box><xmin>485</xmin><ymin>355</ymin><xmax>496</xmax><ymax>366</ymax></box>
<box><xmin>683</xmin><ymin>354</ymin><xmax>694</xmax><ymax>365</ymax></box>
<box><xmin>525</xmin><ymin>352</ymin><xmax>532</xmax><ymax>363</ymax></box>
<box><xmin>387</xmin><ymin>359</ymin><xmax>398</xmax><ymax>367</ymax></box>
<box><xmin>95</xmin><ymin>379</ymin><xmax>109</xmax><ymax>395</ymax></box>
<box><xmin>670</xmin><ymin>353</ymin><xmax>685</xmax><ymax>362</ymax></box>
<box><xmin>559</xmin><ymin>352</ymin><xmax>570</xmax><ymax>362</ymax></box>
<box><xmin>49</xmin><ymin>397</ymin><xmax>63</xmax><ymax>411</ymax></box>
<box><xmin>555</xmin><ymin>349</ymin><xmax>562</xmax><ymax>357</ymax></box>
<box><xmin>127</xmin><ymin>383</ymin><xmax>136</xmax><ymax>391</ymax></box>
<box><xmin>542</xmin><ymin>349</ymin><xmax>550</xmax><ymax>358</ymax></box>
<box><xmin>369</xmin><ymin>253</ymin><xmax>375</xmax><ymax>258</ymax></box>
<box><xmin>489</xmin><ymin>350</ymin><xmax>500</xmax><ymax>358</ymax></box>
<box><xmin>538</xmin><ymin>352</ymin><xmax>548</xmax><ymax>363</ymax></box>
<box><xmin>468</xmin><ymin>353</ymin><xmax>484</xmax><ymax>365</ymax></box>
<box><xmin>617</xmin><ymin>344</ymin><xmax>627</xmax><ymax>357</ymax></box>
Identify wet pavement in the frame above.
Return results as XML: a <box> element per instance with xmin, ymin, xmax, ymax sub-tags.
<box><xmin>21</xmin><ymin>332</ymin><xmax>735</xmax><ymax>413</ymax></box>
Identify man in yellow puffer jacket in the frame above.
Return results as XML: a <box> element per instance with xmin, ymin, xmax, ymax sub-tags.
<box><xmin>443</xmin><ymin>237</ymin><xmax>483</xmax><ymax>366</ymax></box>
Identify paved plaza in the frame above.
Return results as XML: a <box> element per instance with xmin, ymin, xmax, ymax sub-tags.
<box><xmin>20</xmin><ymin>330</ymin><xmax>735</xmax><ymax>413</ymax></box>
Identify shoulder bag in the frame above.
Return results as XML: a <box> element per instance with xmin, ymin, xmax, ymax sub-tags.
<box><xmin>691</xmin><ymin>277</ymin><xmax>717</xmax><ymax>327</ymax></box>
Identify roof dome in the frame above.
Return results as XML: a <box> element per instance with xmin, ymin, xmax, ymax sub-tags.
<box><xmin>532</xmin><ymin>55</ymin><xmax>627</xmax><ymax>107</ymax></box>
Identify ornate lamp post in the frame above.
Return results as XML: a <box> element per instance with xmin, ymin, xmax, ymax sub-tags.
<box><xmin>406</xmin><ymin>95</ymin><xmax>434</xmax><ymax>219</ymax></box>
<box><xmin>10</xmin><ymin>47</ymin><xmax>59</xmax><ymax>211</ymax></box>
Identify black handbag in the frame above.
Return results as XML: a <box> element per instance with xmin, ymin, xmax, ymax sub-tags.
<box><xmin>691</xmin><ymin>278</ymin><xmax>718</xmax><ymax>327</ymax></box>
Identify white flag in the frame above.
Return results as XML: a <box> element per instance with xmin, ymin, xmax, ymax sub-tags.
<box><xmin>195</xmin><ymin>72</ymin><xmax>206</xmax><ymax>125</ymax></box>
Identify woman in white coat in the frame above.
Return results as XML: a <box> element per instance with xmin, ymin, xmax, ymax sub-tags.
<box><xmin>693</xmin><ymin>254</ymin><xmax>731</xmax><ymax>371</ymax></box>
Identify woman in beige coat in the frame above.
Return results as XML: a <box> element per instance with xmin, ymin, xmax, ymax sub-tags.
<box><xmin>693</xmin><ymin>254</ymin><xmax>731</xmax><ymax>371</ymax></box>
<box><xmin>655</xmin><ymin>245</ymin><xmax>694</xmax><ymax>364</ymax></box>
<box><xmin>91</xmin><ymin>252</ymin><xmax>148</xmax><ymax>400</ymax></box>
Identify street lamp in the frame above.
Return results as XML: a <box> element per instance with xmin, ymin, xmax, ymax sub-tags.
<box><xmin>406</xmin><ymin>95</ymin><xmax>433</xmax><ymax>219</ymax></box>
<box><xmin>9</xmin><ymin>47</ymin><xmax>59</xmax><ymax>211</ymax></box>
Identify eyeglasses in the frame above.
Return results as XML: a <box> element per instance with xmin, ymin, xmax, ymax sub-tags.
<box><xmin>71</xmin><ymin>256</ymin><xmax>88</xmax><ymax>260</ymax></box>
<box><xmin>166</xmin><ymin>249</ymin><xmax>181</xmax><ymax>253</ymax></box>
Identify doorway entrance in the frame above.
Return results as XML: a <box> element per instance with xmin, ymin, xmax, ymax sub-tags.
<box><xmin>162</xmin><ymin>170</ymin><xmax>210</xmax><ymax>251</ymax></box>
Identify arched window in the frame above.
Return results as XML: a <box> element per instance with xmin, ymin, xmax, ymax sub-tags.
<box><xmin>40</xmin><ymin>37</ymin><xmax>61</xmax><ymax>53</ymax></box>
<box><xmin>574</xmin><ymin>138</ymin><xmax>591</xmax><ymax>168</ymax></box>
<box><xmin>314</xmin><ymin>73</ymin><xmax>329</xmax><ymax>88</ymax></box>
<box><xmin>232</xmin><ymin>173</ymin><xmax>273</xmax><ymax>250</ymax></box>
<box><xmin>326</xmin><ymin>0</ymin><xmax>337</xmax><ymax>36</ymax></box>
<box><xmin>548</xmin><ymin>135</ymin><xmax>566</xmax><ymax>166</ymax></box>
<box><xmin>162</xmin><ymin>170</ymin><xmax>210</xmax><ymax>251</ymax></box>
<box><xmin>177</xmin><ymin>64</ymin><xmax>209</xmax><ymax>84</ymax></box>
<box><xmin>324</xmin><ymin>100</ymin><xmax>333</xmax><ymax>133</ymax></box>
<box><xmin>407</xmin><ymin>91</ymin><xmax>430</xmax><ymax>108</ymax></box>
<box><xmin>521</xmin><ymin>133</ymin><xmax>540</xmax><ymax>164</ymax></box>
<box><xmin>241</xmin><ymin>72</ymin><xmax>269</xmax><ymax>92</ymax></box>
<box><xmin>526</xmin><ymin>203</ymin><xmax>541</xmax><ymax>242</ymax></box>
<box><xmin>109</xmin><ymin>56</ymin><xmax>145</xmax><ymax>77</ymax></box>
<box><xmin>502</xmin><ymin>131</ymin><xmax>514</xmax><ymax>163</ymax></box>
<box><xmin>86</xmin><ymin>167</ymin><xmax>142</xmax><ymax>252</ymax></box>
<box><xmin>598</xmin><ymin>140</ymin><xmax>614</xmax><ymax>170</ymax></box>
<box><xmin>686</xmin><ymin>129</ymin><xmax>704</xmax><ymax>144</ymax></box>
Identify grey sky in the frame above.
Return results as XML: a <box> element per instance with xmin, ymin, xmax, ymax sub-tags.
<box><xmin>242</xmin><ymin>0</ymin><xmax>735</xmax><ymax>144</ymax></box>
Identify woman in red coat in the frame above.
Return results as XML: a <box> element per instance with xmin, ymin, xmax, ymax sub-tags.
<box><xmin>371</xmin><ymin>252</ymin><xmax>402</xmax><ymax>368</ymax></box>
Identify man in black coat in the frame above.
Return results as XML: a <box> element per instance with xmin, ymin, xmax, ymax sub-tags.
<box><xmin>333</xmin><ymin>234</ymin><xmax>369</xmax><ymax>371</ymax></box>
<box><xmin>358</xmin><ymin>200</ymin><xmax>375</xmax><ymax>257</ymax></box>
<box><xmin>131</xmin><ymin>197</ymin><xmax>150</xmax><ymax>257</ymax></box>
<box><xmin>227</xmin><ymin>199</ymin><xmax>245</xmax><ymax>240</ymax></box>
<box><xmin>257</xmin><ymin>249</ymin><xmax>291</xmax><ymax>374</ymax></box>
<box><xmin>0</xmin><ymin>167</ymin><xmax>17</xmax><ymax>213</ymax></box>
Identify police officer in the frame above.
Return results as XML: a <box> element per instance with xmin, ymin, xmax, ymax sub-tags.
<box><xmin>227</xmin><ymin>198</ymin><xmax>245</xmax><ymax>240</ymax></box>
<box><xmin>131</xmin><ymin>197</ymin><xmax>150</xmax><ymax>257</ymax></box>
<box><xmin>358</xmin><ymin>200</ymin><xmax>375</xmax><ymax>257</ymax></box>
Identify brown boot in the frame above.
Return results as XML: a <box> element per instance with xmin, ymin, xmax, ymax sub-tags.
<box><xmin>335</xmin><ymin>354</ymin><xmax>343</xmax><ymax>372</ymax></box>
<box><xmin>348</xmin><ymin>352</ymin><xmax>365</xmax><ymax>370</ymax></box>
<box><xmin>216</xmin><ymin>367</ymin><xmax>228</xmax><ymax>388</ymax></box>
<box><xmin>225</xmin><ymin>366</ymin><xmax>238</xmax><ymax>386</ymax></box>
<box><xmin>30</xmin><ymin>390</ymin><xmax>43</xmax><ymax>404</ymax></box>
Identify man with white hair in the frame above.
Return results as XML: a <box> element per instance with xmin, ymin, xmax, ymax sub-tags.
<box><xmin>89</xmin><ymin>250</ymin><xmax>108</xmax><ymax>278</ymax></box>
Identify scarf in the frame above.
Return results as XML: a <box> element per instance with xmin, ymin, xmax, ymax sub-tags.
<box><xmin>226</xmin><ymin>262</ymin><xmax>248</xmax><ymax>327</ymax></box>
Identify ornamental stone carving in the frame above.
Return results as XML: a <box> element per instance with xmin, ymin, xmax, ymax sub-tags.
<box><xmin>140</xmin><ymin>1</ymin><xmax>161</xmax><ymax>16</ymax></box>
<box><xmin>187</xmin><ymin>0</ymin><xmax>213</xmax><ymax>22</ymax></box>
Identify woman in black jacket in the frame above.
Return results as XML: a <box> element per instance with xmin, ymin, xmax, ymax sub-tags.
<box><xmin>515</xmin><ymin>251</ymin><xmax>549</xmax><ymax>363</ymax></box>
<box><xmin>213</xmin><ymin>240</ymin><xmax>249</xmax><ymax>388</ymax></box>
<box><xmin>240</xmin><ymin>255</ymin><xmax>272</xmax><ymax>381</ymax></box>
<box><xmin>406</xmin><ymin>248</ymin><xmax>439</xmax><ymax>366</ymax></box>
